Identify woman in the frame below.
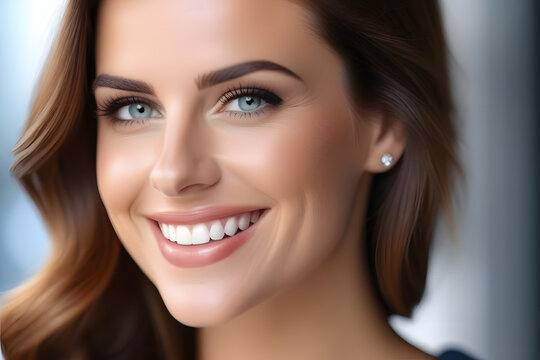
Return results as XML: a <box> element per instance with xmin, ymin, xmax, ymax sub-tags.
<box><xmin>1</xmin><ymin>0</ymin><xmax>473</xmax><ymax>359</ymax></box>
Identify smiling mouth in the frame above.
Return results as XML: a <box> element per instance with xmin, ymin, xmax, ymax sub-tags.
<box><xmin>156</xmin><ymin>209</ymin><xmax>263</xmax><ymax>245</ymax></box>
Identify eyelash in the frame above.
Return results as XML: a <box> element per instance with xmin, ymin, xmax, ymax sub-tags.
<box><xmin>96</xmin><ymin>95</ymin><xmax>157</xmax><ymax>126</ymax></box>
<box><xmin>217</xmin><ymin>86</ymin><xmax>283</xmax><ymax>119</ymax></box>
<box><xmin>95</xmin><ymin>86</ymin><xmax>283</xmax><ymax>125</ymax></box>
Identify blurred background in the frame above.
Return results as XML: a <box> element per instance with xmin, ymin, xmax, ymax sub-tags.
<box><xmin>1</xmin><ymin>1</ymin><xmax>538</xmax><ymax>359</ymax></box>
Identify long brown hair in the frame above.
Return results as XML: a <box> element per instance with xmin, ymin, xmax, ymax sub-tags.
<box><xmin>1</xmin><ymin>0</ymin><xmax>458</xmax><ymax>358</ymax></box>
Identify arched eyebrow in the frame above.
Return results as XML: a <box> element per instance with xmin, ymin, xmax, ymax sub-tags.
<box><xmin>92</xmin><ymin>74</ymin><xmax>155</xmax><ymax>95</ymax></box>
<box><xmin>92</xmin><ymin>60</ymin><xmax>303</xmax><ymax>94</ymax></box>
<box><xmin>196</xmin><ymin>60</ymin><xmax>302</xmax><ymax>89</ymax></box>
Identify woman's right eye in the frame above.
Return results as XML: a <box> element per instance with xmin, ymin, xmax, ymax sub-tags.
<box><xmin>116</xmin><ymin>103</ymin><xmax>162</xmax><ymax>120</ymax></box>
<box><xmin>96</xmin><ymin>96</ymin><xmax>164</xmax><ymax>125</ymax></box>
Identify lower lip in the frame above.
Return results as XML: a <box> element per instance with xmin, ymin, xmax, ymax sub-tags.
<box><xmin>150</xmin><ymin>212</ymin><xmax>264</xmax><ymax>268</ymax></box>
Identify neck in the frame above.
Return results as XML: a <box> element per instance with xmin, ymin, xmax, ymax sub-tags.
<box><xmin>197</xmin><ymin>175</ymin><xmax>432</xmax><ymax>360</ymax></box>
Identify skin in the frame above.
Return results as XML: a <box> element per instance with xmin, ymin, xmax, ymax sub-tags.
<box><xmin>95</xmin><ymin>0</ymin><xmax>430</xmax><ymax>359</ymax></box>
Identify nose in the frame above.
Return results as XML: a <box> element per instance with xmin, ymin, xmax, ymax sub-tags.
<box><xmin>150</xmin><ymin>117</ymin><xmax>221</xmax><ymax>197</ymax></box>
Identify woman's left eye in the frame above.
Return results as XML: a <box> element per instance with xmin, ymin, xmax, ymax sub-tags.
<box><xmin>218</xmin><ymin>88</ymin><xmax>282</xmax><ymax>116</ymax></box>
<box><xmin>117</xmin><ymin>103</ymin><xmax>162</xmax><ymax>120</ymax></box>
<box><xmin>223</xmin><ymin>96</ymin><xmax>266</xmax><ymax>112</ymax></box>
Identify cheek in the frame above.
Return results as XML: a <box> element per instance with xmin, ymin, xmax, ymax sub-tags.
<box><xmin>96</xmin><ymin>124</ymin><xmax>155</xmax><ymax>220</ymax></box>
<box><xmin>222</xmin><ymin>106</ymin><xmax>359</xmax><ymax>199</ymax></box>
<box><xmin>213</xmin><ymin>105</ymin><xmax>363</xmax><ymax>285</ymax></box>
<box><xmin>274</xmin><ymin>118</ymin><xmax>351</xmax><ymax>188</ymax></box>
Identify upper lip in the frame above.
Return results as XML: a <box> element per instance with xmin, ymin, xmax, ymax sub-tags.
<box><xmin>148</xmin><ymin>206</ymin><xmax>265</xmax><ymax>225</ymax></box>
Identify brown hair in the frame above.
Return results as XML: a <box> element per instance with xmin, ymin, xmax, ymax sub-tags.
<box><xmin>0</xmin><ymin>0</ymin><xmax>458</xmax><ymax>358</ymax></box>
<box><xmin>308</xmin><ymin>0</ymin><xmax>458</xmax><ymax>316</ymax></box>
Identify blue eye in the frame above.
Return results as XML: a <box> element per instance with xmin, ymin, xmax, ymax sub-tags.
<box><xmin>96</xmin><ymin>96</ymin><xmax>163</xmax><ymax>124</ymax></box>
<box><xmin>224</xmin><ymin>96</ymin><xmax>267</xmax><ymax>112</ymax></box>
<box><xmin>117</xmin><ymin>103</ymin><xmax>162</xmax><ymax>120</ymax></box>
<box><xmin>219</xmin><ymin>87</ymin><xmax>282</xmax><ymax>116</ymax></box>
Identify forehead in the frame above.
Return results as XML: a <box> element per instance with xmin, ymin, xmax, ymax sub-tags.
<box><xmin>95</xmin><ymin>0</ymin><xmax>335</xmax><ymax>84</ymax></box>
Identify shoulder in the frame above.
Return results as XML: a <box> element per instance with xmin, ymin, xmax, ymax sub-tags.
<box><xmin>438</xmin><ymin>349</ymin><xmax>479</xmax><ymax>360</ymax></box>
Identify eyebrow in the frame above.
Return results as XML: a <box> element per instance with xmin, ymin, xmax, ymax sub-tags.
<box><xmin>92</xmin><ymin>74</ymin><xmax>155</xmax><ymax>95</ymax></box>
<box><xmin>92</xmin><ymin>60</ymin><xmax>302</xmax><ymax>94</ymax></box>
<box><xmin>196</xmin><ymin>60</ymin><xmax>302</xmax><ymax>89</ymax></box>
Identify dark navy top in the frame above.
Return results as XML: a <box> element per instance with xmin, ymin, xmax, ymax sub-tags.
<box><xmin>438</xmin><ymin>349</ymin><xmax>478</xmax><ymax>360</ymax></box>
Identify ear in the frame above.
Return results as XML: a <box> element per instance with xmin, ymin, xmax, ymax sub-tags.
<box><xmin>363</xmin><ymin>109</ymin><xmax>407</xmax><ymax>173</ymax></box>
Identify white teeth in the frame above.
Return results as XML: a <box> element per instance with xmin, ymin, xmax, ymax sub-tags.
<box><xmin>176</xmin><ymin>225</ymin><xmax>191</xmax><ymax>245</ymax></box>
<box><xmin>192</xmin><ymin>224</ymin><xmax>210</xmax><ymax>245</ymax></box>
<box><xmin>238</xmin><ymin>213</ymin><xmax>250</xmax><ymax>230</ymax></box>
<box><xmin>161</xmin><ymin>223</ymin><xmax>170</xmax><ymax>238</ymax></box>
<box><xmin>209</xmin><ymin>221</ymin><xmax>225</xmax><ymax>240</ymax></box>
<box><xmin>158</xmin><ymin>209</ymin><xmax>263</xmax><ymax>244</ymax></box>
<box><xmin>250</xmin><ymin>210</ymin><xmax>260</xmax><ymax>223</ymax></box>
<box><xmin>224</xmin><ymin>217</ymin><xmax>238</xmax><ymax>236</ymax></box>
<box><xmin>168</xmin><ymin>224</ymin><xmax>176</xmax><ymax>242</ymax></box>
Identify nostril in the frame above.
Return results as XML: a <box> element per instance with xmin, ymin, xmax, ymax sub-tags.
<box><xmin>149</xmin><ymin>149</ymin><xmax>221</xmax><ymax>196</ymax></box>
<box><xmin>150</xmin><ymin>174</ymin><xmax>213</xmax><ymax>197</ymax></box>
<box><xmin>149</xmin><ymin>165</ymin><xmax>191</xmax><ymax>196</ymax></box>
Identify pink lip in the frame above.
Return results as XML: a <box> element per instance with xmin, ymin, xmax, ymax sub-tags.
<box><xmin>149</xmin><ymin>206</ymin><xmax>262</xmax><ymax>225</ymax></box>
<box><xmin>149</xmin><ymin>208</ymin><xmax>266</xmax><ymax>268</ymax></box>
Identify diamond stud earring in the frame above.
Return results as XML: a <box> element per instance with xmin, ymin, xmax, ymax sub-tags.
<box><xmin>381</xmin><ymin>153</ymin><xmax>393</xmax><ymax>167</ymax></box>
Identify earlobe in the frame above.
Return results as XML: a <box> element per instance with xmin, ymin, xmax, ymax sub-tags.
<box><xmin>363</xmin><ymin>110</ymin><xmax>407</xmax><ymax>174</ymax></box>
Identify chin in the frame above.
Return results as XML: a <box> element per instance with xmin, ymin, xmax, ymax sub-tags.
<box><xmin>156</xmin><ymin>285</ymin><xmax>247</xmax><ymax>328</ymax></box>
<box><xmin>155</xmin><ymin>272</ymin><xmax>279</xmax><ymax>328</ymax></box>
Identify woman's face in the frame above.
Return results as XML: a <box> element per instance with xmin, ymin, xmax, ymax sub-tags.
<box><xmin>95</xmin><ymin>0</ymin><xmax>380</xmax><ymax>326</ymax></box>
